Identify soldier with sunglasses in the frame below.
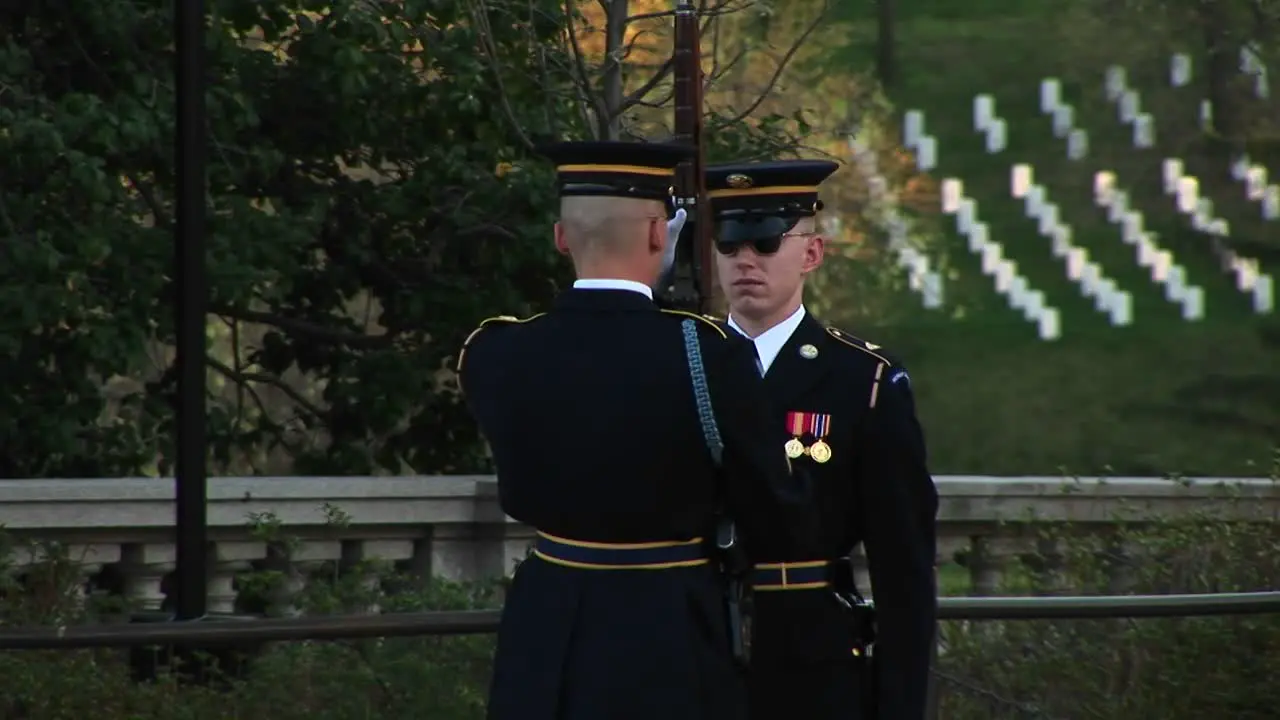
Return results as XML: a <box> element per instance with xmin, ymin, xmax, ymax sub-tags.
<box><xmin>705</xmin><ymin>161</ymin><xmax>939</xmax><ymax>720</ymax></box>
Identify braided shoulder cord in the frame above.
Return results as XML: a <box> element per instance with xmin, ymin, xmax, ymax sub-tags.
<box><xmin>681</xmin><ymin>319</ymin><xmax>725</xmax><ymax>467</ymax></box>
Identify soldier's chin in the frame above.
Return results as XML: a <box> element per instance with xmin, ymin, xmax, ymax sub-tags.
<box><xmin>730</xmin><ymin>291</ymin><xmax>770</xmax><ymax>312</ymax></box>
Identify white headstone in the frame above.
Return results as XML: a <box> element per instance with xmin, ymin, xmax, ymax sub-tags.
<box><xmin>1137</xmin><ymin>235</ymin><xmax>1157</xmax><ymax>267</ymax></box>
<box><xmin>903</xmin><ymin>110</ymin><xmax>924</xmax><ymax>148</ymax></box>
<box><xmin>1171</xmin><ymin>54</ymin><xmax>1192</xmax><ymax>87</ymax></box>
<box><xmin>973</xmin><ymin>94</ymin><xmax>995</xmax><ymax>131</ymax></box>
<box><xmin>1200</xmin><ymin>100</ymin><xmax>1214</xmax><ymax>131</ymax></box>
<box><xmin>986</xmin><ymin>119</ymin><xmax>1007</xmax><ymax>153</ymax></box>
<box><xmin>1122</xmin><ymin>212</ymin><xmax>1144</xmax><ymax>244</ymax></box>
<box><xmin>1052</xmin><ymin>105</ymin><xmax>1074</xmax><ymax>138</ymax></box>
<box><xmin>1133</xmin><ymin>114</ymin><xmax>1155</xmax><ymax>147</ymax></box>
<box><xmin>1234</xmin><ymin>257</ymin><xmax>1259</xmax><ymax>292</ymax></box>
<box><xmin>1183</xmin><ymin>286</ymin><xmax>1205</xmax><ymax>321</ymax></box>
<box><xmin>1067</xmin><ymin>129</ymin><xmax>1088</xmax><ymax>160</ymax></box>
<box><xmin>1011</xmin><ymin>164</ymin><xmax>1033</xmax><ymax>198</ymax></box>
<box><xmin>1008</xmin><ymin>276</ymin><xmax>1029</xmax><ymax>309</ymax></box>
<box><xmin>981</xmin><ymin>242</ymin><xmax>1003</xmax><ymax>274</ymax></box>
<box><xmin>956</xmin><ymin>198</ymin><xmax>976</xmax><ymax>234</ymax></box>
<box><xmin>1040</xmin><ymin>78</ymin><xmax>1062</xmax><ymax>113</ymax></box>
<box><xmin>1094</xmin><ymin>171</ymin><xmax>1116</xmax><ymax>205</ymax></box>
<box><xmin>1119</xmin><ymin>90</ymin><xmax>1140</xmax><ymax>123</ymax></box>
<box><xmin>1176</xmin><ymin>177</ymin><xmax>1199</xmax><ymax>213</ymax></box>
<box><xmin>1106</xmin><ymin>193</ymin><xmax>1128</xmax><ymax>223</ymax></box>
<box><xmin>995</xmin><ymin>260</ymin><xmax>1016</xmax><ymax>293</ymax></box>
<box><xmin>1024</xmin><ymin>290</ymin><xmax>1045</xmax><ymax>319</ymax></box>
<box><xmin>916</xmin><ymin>136</ymin><xmax>937</xmax><ymax>171</ymax></box>
<box><xmin>1026</xmin><ymin>185</ymin><xmax>1046</xmax><ymax>218</ymax></box>
<box><xmin>1162</xmin><ymin>158</ymin><xmax>1184</xmax><ymax>195</ymax></box>
<box><xmin>1165</xmin><ymin>266</ymin><xmax>1188</xmax><ymax>302</ymax></box>
<box><xmin>1231</xmin><ymin>156</ymin><xmax>1250</xmax><ymax>182</ymax></box>
<box><xmin>968</xmin><ymin>222</ymin><xmax>989</xmax><ymax>252</ymax></box>
<box><xmin>1152</xmin><ymin>250</ymin><xmax>1173</xmax><ymax>282</ymax></box>
<box><xmin>1037</xmin><ymin>204</ymin><xmax>1060</xmax><ymax>236</ymax></box>
<box><xmin>1066</xmin><ymin>248</ymin><xmax>1087</xmax><ymax>280</ymax></box>
<box><xmin>1207</xmin><ymin>218</ymin><xmax>1230</xmax><ymax>237</ymax></box>
<box><xmin>1110</xmin><ymin>290</ymin><xmax>1133</xmax><ymax>326</ymax></box>
<box><xmin>941</xmin><ymin>178</ymin><xmax>964</xmax><ymax>213</ymax></box>
<box><xmin>1105</xmin><ymin>66</ymin><xmax>1127</xmax><ymax>101</ymax></box>
<box><xmin>923</xmin><ymin>274</ymin><xmax>944</xmax><ymax>309</ymax></box>
<box><xmin>1051</xmin><ymin>226</ymin><xmax>1072</xmax><ymax>257</ymax></box>
<box><xmin>1255</xmin><ymin>274</ymin><xmax>1274</xmax><ymax>313</ymax></box>
<box><xmin>1080</xmin><ymin>263</ymin><xmax>1102</xmax><ymax>295</ymax></box>
<box><xmin>1246</xmin><ymin>166</ymin><xmax>1268</xmax><ymax>200</ymax></box>
<box><xmin>1264</xmin><ymin>186</ymin><xmax>1280</xmax><ymax>220</ymax></box>
<box><xmin>1196</xmin><ymin>197</ymin><xmax>1215</xmax><ymax>223</ymax></box>
<box><xmin>1038</xmin><ymin>308</ymin><xmax>1061</xmax><ymax>341</ymax></box>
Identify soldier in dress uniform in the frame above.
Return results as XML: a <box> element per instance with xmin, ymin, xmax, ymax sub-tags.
<box><xmin>705</xmin><ymin>160</ymin><xmax>939</xmax><ymax>720</ymax></box>
<box><xmin>457</xmin><ymin>141</ymin><xmax>818</xmax><ymax>720</ymax></box>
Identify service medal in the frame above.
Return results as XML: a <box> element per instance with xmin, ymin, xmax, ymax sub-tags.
<box><xmin>809</xmin><ymin>440</ymin><xmax>832</xmax><ymax>464</ymax></box>
<box><xmin>785</xmin><ymin>438</ymin><xmax>806</xmax><ymax>458</ymax></box>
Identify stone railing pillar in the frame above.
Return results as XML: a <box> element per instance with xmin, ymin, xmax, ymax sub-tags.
<box><xmin>340</xmin><ymin>539</ymin><xmax>415</xmax><ymax>614</ymax></box>
<box><xmin>209</xmin><ymin>541</ymin><xmax>266</xmax><ymax>614</ymax></box>
<box><xmin>968</xmin><ymin>536</ymin><xmax>1025</xmax><ymax>596</ymax></box>
<box><xmin>119</xmin><ymin>543</ymin><xmax>175</xmax><ymax>611</ymax></box>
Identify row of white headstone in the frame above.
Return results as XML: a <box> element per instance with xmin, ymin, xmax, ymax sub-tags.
<box><xmin>1007</xmin><ymin>167</ymin><xmax>1135</xmax><ymax>325</ymax></box>
<box><xmin>1161</xmin><ymin>161</ymin><xmax>1275</xmax><ymax>313</ymax></box>
<box><xmin>970</xmin><ymin>95</ymin><xmax>1010</xmax><ymax>154</ymax></box>
<box><xmin>1122</xmin><ymin>54</ymin><xmax>1275</xmax><ymax>314</ymax></box>
<box><xmin>848</xmin><ymin>137</ymin><xmax>945</xmax><ymax>310</ymax></box>
<box><xmin>939</xmin><ymin>182</ymin><xmax>1062</xmax><ymax>339</ymax></box>
<box><xmin>902</xmin><ymin>111</ymin><xmax>938</xmax><ymax>170</ymax></box>
<box><xmin>1094</xmin><ymin>171</ymin><xmax>1208</xmax><ymax>320</ymax></box>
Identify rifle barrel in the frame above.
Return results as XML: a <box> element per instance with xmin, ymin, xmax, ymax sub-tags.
<box><xmin>672</xmin><ymin>0</ymin><xmax>713</xmax><ymax>313</ymax></box>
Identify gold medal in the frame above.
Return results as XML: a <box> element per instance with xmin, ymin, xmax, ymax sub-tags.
<box><xmin>809</xmin><ymin>440</ymin><xmax>832</xmax><ymax>464</ymax></box>
<box><xmin>785</xmin><ymin>438</ymin><xmax>806</xmax><ymax>458</ymax></box>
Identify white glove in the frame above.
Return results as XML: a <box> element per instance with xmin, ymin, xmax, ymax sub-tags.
<box><xmin>661</xmin><ymin>208</ymin><xmax>688</xmax><ymax>276</ymax></box>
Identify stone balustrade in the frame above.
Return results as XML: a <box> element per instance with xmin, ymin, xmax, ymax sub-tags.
<box><xmin>0</xmin><ymin>475</ymin><xmax>1274</xmax><ymax>614</ymax></box>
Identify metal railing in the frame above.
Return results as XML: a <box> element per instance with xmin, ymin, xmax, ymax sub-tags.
<box><xmin>1</xmin><ymin>590</ymin><xmax>1277</xmax><ymax>650</ymax></box>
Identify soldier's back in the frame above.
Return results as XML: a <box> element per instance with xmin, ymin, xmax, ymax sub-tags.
<box><xmin>460</xmin><ymin>287</ymin><xmax>749</xmax><ymax>720</ymax></box>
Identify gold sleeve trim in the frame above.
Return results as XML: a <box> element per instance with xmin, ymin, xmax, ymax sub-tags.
<box><xmin>660</xmin><ymin>309</ymin><xmax>729</xmax><ymax>338</ymax></box>
<box><xmin>456</xmin><ymin>313</ymin><xmax>546</xmax><ymax>374</ymax></box>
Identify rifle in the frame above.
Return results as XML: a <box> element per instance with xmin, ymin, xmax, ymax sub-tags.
<box><xmin>664</xmin><ymin>0</ymin><xmax>714</xmax><ymax>315</ymax></box>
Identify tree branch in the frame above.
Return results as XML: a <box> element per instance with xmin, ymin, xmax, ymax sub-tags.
<box><xmin>715</xmin><ymin>0</ymin><xmax>829</xmax><ymax>127</ymax></box>
<box><xmin>213</xmin><ymin>306</ymin><xmax>397</xmax><ymax>349</ymax></box>
<box><xmin>206</xmin><ymin>356</ymin><xmax>328</xmax><ymax>422</ymax></box>
<box><xmin>564</xmin><ymin>0</ymin><xmax>610</xmax><ymax>136</ymax></box>
<box><xmin>467</xmin><ymin>0</ymin><xmax>537</xmax><ymax>151</ymax></box>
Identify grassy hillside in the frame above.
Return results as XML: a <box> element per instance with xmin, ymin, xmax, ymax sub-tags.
<box><xmin>815</xmin><ymin>0</ymin><xmax>1279</xmax><ymax>475</ymax></box>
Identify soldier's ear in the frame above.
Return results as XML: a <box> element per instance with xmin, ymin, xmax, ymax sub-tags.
<box><xmin>648</xmin><ymin>217</ymin><xmax>664</xmax><ymax>254</ymax></box>
<box><xmin>802</xmin><ymin>233</ymin><xmax>825</xmax><ymax>274</ymax></box>
<box><xmin>553</xmin><ymin>222</ymin><xmax>570</xmax><ymax>256</ymax></box>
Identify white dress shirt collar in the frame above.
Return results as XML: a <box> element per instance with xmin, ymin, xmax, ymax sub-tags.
<box><xmin>728</xmin><ymin>305</ymin><xmax>806</xmax><ymax>374</ymax></box>
<box><xmin>572</xmin><ymin>278</ymin><xmax>654</xmax><ymax>300</ymax></box>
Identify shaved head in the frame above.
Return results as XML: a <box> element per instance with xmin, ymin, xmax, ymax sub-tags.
<box><xmin>558</xmin><ymin>196</ymin><xmax>665</xmax><ymax>258</ymax></box>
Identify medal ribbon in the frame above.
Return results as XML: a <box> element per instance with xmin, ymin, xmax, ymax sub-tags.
<box><xmin>806</xmin><ymin>413</ymin><xmax>830</xmax><ymax>439</ymax></box>
<box><xmin>786</xmin><ymin>411</ymin><xmax>808</xmax><ymax>437</ymax></box>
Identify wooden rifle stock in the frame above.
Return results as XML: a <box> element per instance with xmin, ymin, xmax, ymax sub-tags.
<box><xmin>670</xmin><ymin>0</ymin><xmax>712</xmax><ymax>314</ymax></box>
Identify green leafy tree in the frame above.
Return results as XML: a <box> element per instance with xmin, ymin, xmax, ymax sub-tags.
<box><xmin>0</xmin><ymin>0</ymin><xmax>577</xmax><ymax>477</ymax></box>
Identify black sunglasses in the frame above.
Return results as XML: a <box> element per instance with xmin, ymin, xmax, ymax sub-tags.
<box><xmin>715</xmin><ymin>235</ymin><xmax>784</xmax><ymax>256</ymax></box>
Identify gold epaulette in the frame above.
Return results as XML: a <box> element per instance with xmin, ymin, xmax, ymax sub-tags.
<box><xmin>456</xmin><ymin>313</ymin><xmax>545</xmax><ymax>373</ymax></box>
<box><xmin>825</xmin><ymin>326</ymin><xmax>890</xmax><ymax>365</ymax></box>
<box><xmin>659</xmin><ymin>309</ymin><xmax>728</xmax><ymax>338</ymax></box>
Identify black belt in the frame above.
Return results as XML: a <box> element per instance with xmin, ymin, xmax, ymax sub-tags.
<box><xmin>533</xmin><ymin>531</ymin><xmax>709</xmax><ymax>570</ymax></box>
<box><xmin>751</xmin><ymin>558</ymin><xmax>846</xmax><ymax>591</ymax></box>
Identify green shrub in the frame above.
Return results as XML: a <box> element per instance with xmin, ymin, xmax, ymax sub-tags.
<box><xmin>937</xmin><ymin>487</ymin><xmax>1280</xmax><ymax>719</ymax></box>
